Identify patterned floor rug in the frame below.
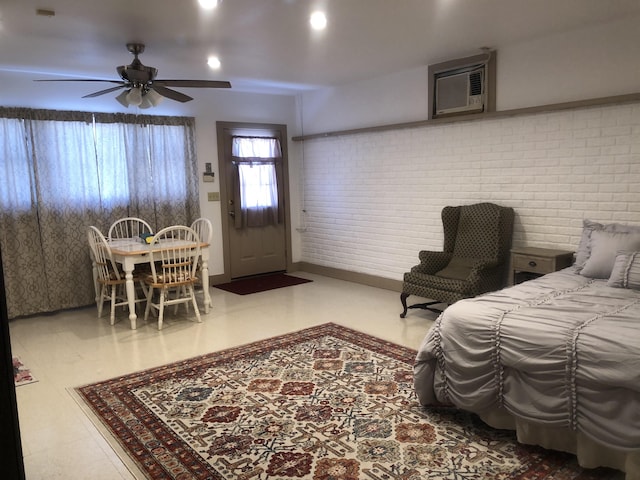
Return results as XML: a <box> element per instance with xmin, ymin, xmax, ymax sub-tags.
<box><xmin>13</xmin><ymin>356</ymin><xmax>37</xmax><ymax>387</ymax></box>
<box><xmin>74</xmin><ymin>323</ymin><xmax>621</xmax><ymax>479</ymax></box>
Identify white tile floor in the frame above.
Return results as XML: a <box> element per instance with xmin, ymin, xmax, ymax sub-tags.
<box><xmin>10</xmin><ymin>272</ymin><xmax>437</xmax><ymax>479</ymax></box>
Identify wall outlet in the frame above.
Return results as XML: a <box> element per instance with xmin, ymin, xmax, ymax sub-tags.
<box><xmin>207</xmin><ymin>192</ymin><xmax>220</xmax><ymax>202</ymax></box>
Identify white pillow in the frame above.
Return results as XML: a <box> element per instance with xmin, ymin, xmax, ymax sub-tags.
<box><xmin>574</xmin><ymin>220</ymin><xmax>603</xmax><ymax>271</ymax></box>
<box><xmin>580</xmin><ymin>230</ymin><xmax>640</xmax><ymax>279</ymax></box>
<box><xmin>575</xmin><ymin>220</ymin><xmax>640</xmax><ymax>273</ymax></box>
<box><xmin>608</xmin><ymin>251</ymin><xmax>640</xmax><ymax>289</ymax></box>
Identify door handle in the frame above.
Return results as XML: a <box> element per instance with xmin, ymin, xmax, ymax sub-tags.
<box><xmin>229</xmin><ymin>211</ymin><xmax>235</xmax><ymax>217</ymax></box>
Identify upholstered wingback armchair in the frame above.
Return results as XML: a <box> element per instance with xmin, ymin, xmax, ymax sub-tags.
<box><xmin>400</xmin><ymin>202</ymin><xmax>514</xmax><ymax>318</ymax></box>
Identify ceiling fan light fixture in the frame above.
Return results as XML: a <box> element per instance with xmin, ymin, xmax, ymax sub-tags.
<box><xmin>138</xmin><ymin>96</ymin><xmax>153</xmax><ymax>109</ymax></box>
<box><xmin>145</xmin><ymin>88</ymin><xmax>164</xmax><ymax>106</ymax></box>
<box><xmin>115</xmin><ymin>90</ymin><xmax>130</xmax><ymax>107</ymax></box>
<box><xmin>126</xmin><ymin>86</ymin><xmax>143</xmax><ymax>106</ymax></box>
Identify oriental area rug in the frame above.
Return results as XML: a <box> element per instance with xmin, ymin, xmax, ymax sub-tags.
<box><xmin>74</xmin><ymin>323</ymin><xmax>620</xmax><ymax>479</ymax></box>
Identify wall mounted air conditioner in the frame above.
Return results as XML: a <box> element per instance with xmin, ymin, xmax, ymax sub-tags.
<box><xmin>434</xmin><ymin>66</ymin><xmax>485</xmax><ymax>116</ymax></box>
<box><xmin>428</xmin><ymin>51</ymin><xmax>496</xmax><ymax>120</ymax></box>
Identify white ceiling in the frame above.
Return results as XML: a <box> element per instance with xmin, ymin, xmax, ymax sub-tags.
<box><xmin>2</xmin><ymin>0</ymin><xmax>640</xmax><ymax>102</ymax></box>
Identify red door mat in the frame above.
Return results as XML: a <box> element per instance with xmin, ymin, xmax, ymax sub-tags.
<box><xmin>214</xmin><ymin>273</ymin><xmax>312</xmax><ymax>295</ymax></box>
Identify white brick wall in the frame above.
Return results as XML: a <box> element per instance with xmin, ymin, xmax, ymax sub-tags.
<box><xmin>299</xmin><ymin>102</ymin><xmax>640</xmax><ymax>281</ymax></box>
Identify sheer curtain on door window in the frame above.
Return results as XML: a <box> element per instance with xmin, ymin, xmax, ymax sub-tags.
<box><xmin>231</xmin><ymin>136</ymin><xmax>281</xmax><ymax>227</ymax></box>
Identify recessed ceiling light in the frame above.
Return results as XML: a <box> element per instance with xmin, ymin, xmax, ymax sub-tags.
<box><xmin>198</xmin><ymin>0</ymin><xmax>220</xmax><ymax>10</ymax></box>
<box><xmin>309</xmin><ymin>11</ymin><xmax>327</xmax><ymax>31</ymax></box>
<box><xmin>207</xmin><ymin>56</ymin><xmax>221</xmax><ymax>69</ymax></box>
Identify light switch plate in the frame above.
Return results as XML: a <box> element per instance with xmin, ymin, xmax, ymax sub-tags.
<box><xmin>207</xmin><ymin>192</ymin><xmax>220</xmax><ymax>202</ymax></box>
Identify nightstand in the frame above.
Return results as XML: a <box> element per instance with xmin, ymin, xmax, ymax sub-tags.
<box><xmin>509</xmin><ymin>247</ymin><xmax>574</xmax><ymax>285</ymax></box>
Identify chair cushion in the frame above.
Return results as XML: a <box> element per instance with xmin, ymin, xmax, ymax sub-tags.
<box><xmin>435</xmin><ymin>257</ymin><xmax>477</xmax><ymax>280</ymax></box>
<box><xmin>403</xmin><ymin>271</ymin><xmax>473</xmax><ymax>295</ymax></box>
<box><xmin>145</xmin><ymin>272</ymin><xmax>193</xmax><ymax>284</ymax></box>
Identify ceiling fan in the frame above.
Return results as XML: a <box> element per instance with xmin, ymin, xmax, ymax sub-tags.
<box><xmin>36</xmin><ymin>43</ymin><xmax>231</xmax><ymax>107</ymax></box>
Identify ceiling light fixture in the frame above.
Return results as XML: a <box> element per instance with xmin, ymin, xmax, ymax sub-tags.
<box><xmin>145</xmin><ymin>88</ymin><xmax>164</xmax><ymax>106</ymax></box>
<box><xmin>198</xmin><ymin>0</ymin><xmax>220</xmax><ymax>10</ymax></box>
<box><xmin>139</xmin><ymin>89</ymin><xmax>164</xmax><ymax>109</ymax></box>
<box><xmin>115</xmin><ymin>90</ymin><xmax>130</xmax><ymax>107</ymax></box>
<box><xmin>115</xmin><ymin>87</ymin><xmax>163</xmax><ymax>109</ymax></box>
<box><xmin>310</xmin><ymin>11</ymin><xmax>327</xmax><ymax>30</ymax></box>
<box><xmin>125</xmin><ymin>86</ymin><xmax>143</xmax><ymax>106</ymax></box>
<box><xmin>207</xmin><ymin>56</ymin><xmax>221</xmax><ymax>69</ymax></box>
<box><xmin>139</xmin><ymin>96</ymin><xmax>153</xmax><ymax>109</ymax></box>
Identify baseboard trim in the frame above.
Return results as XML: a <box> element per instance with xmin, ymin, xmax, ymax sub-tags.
<box><xmin>289</xmin><ymin>262</ymin><xmax>402</xmax><ymax>292</ymax></box>
<box><xmin>210</xmin><ymin>263</ymin><xmax>403</xmax><ymax>293</ymax></box>
<box><xmin>210</xmin><ymin>273</ymin><xmax>229</xmax><ymax>285</ymax></box>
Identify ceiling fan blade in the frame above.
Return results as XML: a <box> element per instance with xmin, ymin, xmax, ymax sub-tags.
<box><xmin>82</xmin><ymin>85</ymin><xmax>128</xmax><ymax>98</ymax></box>
<box><xmin>34</xmin><ymin>79</ymin><xmax>124</xmax><ymax>84</ymax></box>
<box><xmin>154</xmin><ymin>80</ymin><xmax>231</xmax><ymax>89</ymax></box>
<box><xmin>152</xmin><ymin>85</ymin><xmax>193</xmax><ymax>103</ymax></box>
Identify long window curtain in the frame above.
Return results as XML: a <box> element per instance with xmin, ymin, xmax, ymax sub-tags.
<box><xmin>0</xmin><ymin>108</ymin><xmax>200</xmax><ymax>318</ymax></box>
<box><xmin>231</xmin><ymin>136</ymin><xmax>281</xmax><ymax>228</ymax></box>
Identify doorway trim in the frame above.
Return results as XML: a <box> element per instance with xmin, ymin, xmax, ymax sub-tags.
<box><xmin>215</xmin><ymin>121</ymin><xmax>292</xmax><ymax>283</ymax></box>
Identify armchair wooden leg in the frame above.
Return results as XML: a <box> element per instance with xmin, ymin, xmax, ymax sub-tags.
<box><xmin>400</xmin><ymin>292</ymin><xmax>409</xmax><ymax>318</ymax></box>
<box><xmin>401</xmin><ymin>292</ymin><xmax>445</xmax><ymax>318</ymax></box>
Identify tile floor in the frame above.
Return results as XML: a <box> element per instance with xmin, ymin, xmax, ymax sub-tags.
<box><xmin>9</xmin><ymin>272</ymin><xmax>437</xmax><ymax>479</ymax></box>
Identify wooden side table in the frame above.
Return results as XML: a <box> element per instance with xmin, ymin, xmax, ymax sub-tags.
<box><xmin>509</xmin><ymin>247</ymin><xmax>574</xmax><ymax>285</ymax></box>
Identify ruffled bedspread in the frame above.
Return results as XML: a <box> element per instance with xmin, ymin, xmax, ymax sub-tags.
<box><xmin>414</xmin><ymin>268</ymin><xmax>640</xmax><ymax>451</ymax></box>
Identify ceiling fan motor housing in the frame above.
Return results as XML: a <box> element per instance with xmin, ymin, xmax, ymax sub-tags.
<box><xmin>117</xmin><ymin>64</ymin><xmax>158</xmax><ymax>85</ymax></box>
<box><xmin>118</xmin><ymin>43</ymin><xmax>157</xmax><ymax>85</ymax></box>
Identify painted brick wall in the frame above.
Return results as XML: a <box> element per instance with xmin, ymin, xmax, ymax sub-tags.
<box><xmin>298</xmin><ymin>101</ymin><xmax>640</xmax><ymax>280</ymax></box>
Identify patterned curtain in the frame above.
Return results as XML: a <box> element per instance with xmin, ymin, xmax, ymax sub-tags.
<box><xmin>0</xmin><ymin>108</ymin><xmax>200</xmax><ymax>319</ymax></box>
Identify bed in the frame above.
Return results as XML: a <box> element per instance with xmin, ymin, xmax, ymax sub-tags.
<box><xmin>413</xmin><ymin>220</ymin><xmax>640</xmax><ymax>479</ymax></box>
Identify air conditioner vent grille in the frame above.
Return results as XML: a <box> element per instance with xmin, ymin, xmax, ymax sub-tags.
<box><xmin>469</xmin><ymin>71</ymin><xmax>483</xmax><ymax>96</ymax></box>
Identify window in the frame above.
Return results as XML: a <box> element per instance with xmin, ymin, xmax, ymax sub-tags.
<box><xmin>1</xmin><ymin>112</ymin><xmax>198</xmax><ymax>212</ymax></box>
<box><xmin>238</xmin><ymin>164</ymin><xmax>278</xmax><ymax>209</ymax></box>
<box><xmin>0</xmin><ymin>107</ymin><xmax>200</xmax><ymax>318</ymax></box>
<box><xmin>232</xmin><ymin>136</ymin><xmax>281</xmax><ymax>227</ymax></box>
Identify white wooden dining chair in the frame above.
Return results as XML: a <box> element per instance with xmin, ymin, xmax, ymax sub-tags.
<box><xmin>190</xmin><ymin>217</ymin><xmax>212</xmax><ymax>300</ymax></box>
<box><xmin>191</xmin><ymin>217</ymin><xmax>213</xmax><ymax>244</ymax></box>
<box><xmin>87</xmin><ymin>226</ymin><xmax>145</xmax><ymax>325</ymax></box>
<box><xmin>143</xmin><ymin>225</ymin><xmax>202</xmax><ymax>330</ymax></box>
<box><xmin>108</xmin><ymin>216</ymin><xmax>155</xmax><ymax>281</ymax></box>
<box><xmin>108</xmin><ymin>217</ymin><xmax>153</xmax><ymax>240</ymax></box>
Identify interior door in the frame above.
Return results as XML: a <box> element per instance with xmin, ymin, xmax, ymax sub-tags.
<box><xmin>217</xmin><ymin>123</ymin><xmax>288</xmax><ymax>279</ymax></box>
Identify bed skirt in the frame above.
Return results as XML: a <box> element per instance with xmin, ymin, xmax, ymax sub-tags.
<box><xmin>479</xmin><ymin>409</ymin><xmax>640</xmax><ymax>480</ymax></box>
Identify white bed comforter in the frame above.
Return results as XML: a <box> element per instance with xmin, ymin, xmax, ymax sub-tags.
<box><xmin>414</xmin><ymin>268</ymin><xmax>640</xmax><ymax>451</ymax></box>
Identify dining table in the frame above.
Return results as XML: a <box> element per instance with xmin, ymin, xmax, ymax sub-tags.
<box><xmin>107</xmin><ymin>237</ymin><xmax>212</xmax><ymax>329</ymax></box>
